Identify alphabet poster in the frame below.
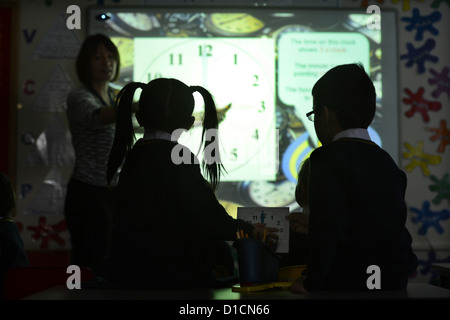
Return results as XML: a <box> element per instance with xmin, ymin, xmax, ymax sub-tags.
<box><xmin>24</xmin><ymin>166</ymin><xmax>66</xmax><ymax>216</ymax></box>
<box><xmin>32</xmin><ymin>14</ymin><xmax>80</xmax><ymax>60</ymax></box>
<box><xmin>30</xmin><ymin>64</ymin><xmax>74</xmax><ymax>112</ymax></box>
<box><xmin>24</xmin><ymin>115</ymin><xmax>74</xmax><ymax>167</ymax></box>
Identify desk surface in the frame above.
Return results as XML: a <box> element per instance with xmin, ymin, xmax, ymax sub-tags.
<box><xmin>24</xmin><ymin>283</ymin><xmax>450</xmax><ymax>300</ymax></box>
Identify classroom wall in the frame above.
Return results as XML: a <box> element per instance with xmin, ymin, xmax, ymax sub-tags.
<box><xmin>5</xmin><ymin>0</ymin><xmax>450</xmax><ymax>284</ymax></box>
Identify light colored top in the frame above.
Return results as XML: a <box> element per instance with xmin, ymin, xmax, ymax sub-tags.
<box><xmin>143</xmin><ymin>130</ymin><xmax>173</xmax><ymax>141</ymax></box>
<box><xmin>66</xmin><ymin>85</ymin><xmax>118</xmax><ymax>186</ymax></box>
<box><xmin>332</xmin><ymin>128</ymin><xmax>372</xmax><ymax>142</ymax></box>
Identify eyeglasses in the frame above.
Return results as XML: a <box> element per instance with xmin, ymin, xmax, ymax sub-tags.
<box><xmin>306</xmin><ymin>110</ymin><xmax>315</xmax><ymax>122</ymax></box>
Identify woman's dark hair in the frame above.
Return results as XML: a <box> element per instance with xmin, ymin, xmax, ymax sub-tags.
<box><xmin>106</xmin><ymin>78</ymin><xmax>224</xmax><ymax>189</ymax></box>
<box><xmin>311</xmin><ymin>62</ymin><xmax>376</xmax><ymax>129</ymax></box>
<box><xmin>76</xmin><ymin>34</ymin><xmax>120</xmax><ymax>86</ymax></box>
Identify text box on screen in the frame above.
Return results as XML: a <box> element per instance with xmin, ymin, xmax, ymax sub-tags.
<box><xmin>278</xmin><ymin>32</ymin><xmax>370</xmax><ymax>147</ymax></box>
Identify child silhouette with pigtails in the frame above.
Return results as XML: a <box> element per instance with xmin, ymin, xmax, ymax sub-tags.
<box><xmin>105</xmin><ymin>78</ymin><xmax>254</xmax><ymax>289</ymax></box>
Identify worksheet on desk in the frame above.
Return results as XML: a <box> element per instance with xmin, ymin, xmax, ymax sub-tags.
<box><xmin>237</xmin><ymin>207</ymin><xmax>289</xmax><ymax>253</ymax></box>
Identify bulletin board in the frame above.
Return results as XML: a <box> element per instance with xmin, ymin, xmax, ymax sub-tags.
<box><xmin>0</xmin><ymin>5</ymin><xmax>14</xmax><ymax>174</ymax></box>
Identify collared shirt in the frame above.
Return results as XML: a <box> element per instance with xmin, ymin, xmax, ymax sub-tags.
<box><xmin>332</xmin><ymin>128</ymin><xmax>372</xmax><ymax>142</ymax></box>
<box><xmin>143</xmin><ymin>130</ymin><xmax>173</xmax><ymax>141</ymax></box>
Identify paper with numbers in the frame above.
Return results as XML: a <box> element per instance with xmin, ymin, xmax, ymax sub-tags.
<box><xmin>237</xmin><ymin>207</ymin><xmax>289</xmax><ymax>253</ymax></box>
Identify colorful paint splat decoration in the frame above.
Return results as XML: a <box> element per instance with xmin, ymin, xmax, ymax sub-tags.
<box><xmin>400</xmin><ymin>39</ymin><xmax>438</xmax><ymax>74</ymax></box>
<box><xmin>410</xmin><ymin>201</ymin><xmax>450</xmax><ymax>235</ymax></box>
<box><xmin>429</xmin><ymin>173</ymin><xmax>450</xmax><ymax>205</ymax></box>
<box><xmin>403</xmin><ymin>87</ymin><xmax>441</xmax><ymax>122</ymax></box>
<box><xmin>429</xmin><ymin>120</ymin><xmax>450</xmax><ymax>153</ymax></box>
<box><xmin>403</xmin><ymin>141</ymin><xmax>441</xmax><ymax>176</ymax></box>
<box><xmin>401</xmin><ymin>8</ymin><xmax>441</xmax><ymax>41</ymax></box>
<box><xmin>429</xmin><ymin>67</ymin><xmax>450</xmax><ymax>100</ymax></box>
<box><xmin>27</xmin><ymin>216</ymin><xmax>67</xmax><ymax>249</ymax></box>
<box><xmin>416</xmin><ymin>250</ymin><xmax>450</xmax><ymax>284</ymax></box>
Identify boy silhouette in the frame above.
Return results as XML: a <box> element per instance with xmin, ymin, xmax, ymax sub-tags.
<box><xmin>291</xmin><ymin>63</ymin><xmax>418</xmax><ymax>293</ymax></box>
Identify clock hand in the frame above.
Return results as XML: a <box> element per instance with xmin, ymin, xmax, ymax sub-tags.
<box><xmin>187</xmin><ymin>13</ymin><xmax>201</xmax><ymax>23</ymax></box>
<box><xmin>264</xmin><ymin>186</ymin><xmax>279</xmax><ymax>196</ymax></box>
<box><xmin>200</xmin><ymin>44</ymin><xmax>208</xmax><ymax>87</ymax></box>
<box><xmin>218</xmin><ymin>14</ymin><xmax>249</xmax><ymax>25</ymax></box>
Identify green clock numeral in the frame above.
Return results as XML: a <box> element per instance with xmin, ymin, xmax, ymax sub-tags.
<box><xmin>230</xmin><ymin>148</ymin><xmax>238</xmax><ymax>161</ymax></box>
<box><xmin>199</xmin><ymin>44</ymin><xmax>213</xmax><ymax>57</ymax></box>
<box><xmin>252</xmin><ymin>129</ymin><xmax>259</xmax><ymax>140</ymax></box>
<box><xmin>259</xmin><ymin>101</ymin><xmax>266</xmax><ymax>113</ymax></box>
<box><xmin>234</xmin><ymin>54</ymin><xmax>238</xmax><ymax>65</ymax></box>
<box><xmin>170</xmin><ymin>53</ymin><xmax>182</xmax><ymax>65</ymax></box>
<box><xmin>253</xmin><ymin>75</ymin><xmax>259</xmax><ymax>86</ymax></box>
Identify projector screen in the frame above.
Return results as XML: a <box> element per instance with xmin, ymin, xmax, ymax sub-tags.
<box><xmin>88</xmin><ymin>7</ymin><xmax>399</xmax><ymax>213</ymax></box>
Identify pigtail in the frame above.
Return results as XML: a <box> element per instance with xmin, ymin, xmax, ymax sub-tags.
<box><xmin>106</xmin><ymin>82</ymin><xmax>143</xmax><ymax>185</ymax></box>
<box><xmin>191</xmin><ymin>85</ymin><xmax>225</xmax><ymax>190</ymax></box>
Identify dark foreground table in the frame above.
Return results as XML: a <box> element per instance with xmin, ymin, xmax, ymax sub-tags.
<box><xmin>23</xmin><ymin>282</ymin><xmax>450</xmax><ymax>300</ymax></box>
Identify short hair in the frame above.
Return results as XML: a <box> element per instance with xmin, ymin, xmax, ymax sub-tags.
<box><xmin>311</xmin><ymin>63</ymin><xmax>376</xmax><ymax>129</ymax></box>
<box><xmin>76</xmin><ymin>34</ymin><xmax>120</xmax><ymax>86</ymax></box>
<box><xmin>0</xmin><ymin>172</ymin><xmax>15</xmax><ymax>217</ymax></box>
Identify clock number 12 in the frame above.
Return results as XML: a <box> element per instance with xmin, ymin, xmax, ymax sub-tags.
<box><xmin>198</xmin><ymin>44</ymin><xmax>213</xmax><ymax>57</ymax></box>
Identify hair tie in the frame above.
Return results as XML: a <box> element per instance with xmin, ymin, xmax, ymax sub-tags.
<box><xmin>190</xmin><ymin>85</ymin><xmax>201</xmax><ymax>93</ymax></box>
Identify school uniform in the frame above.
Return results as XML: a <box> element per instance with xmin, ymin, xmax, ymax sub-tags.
<box><xmin>107</xmin><ymin>132</ymin><xmax>252</xmax><ymax>289</ymax></box>
<box><xmin>303</xmin><ymin>129</ymin><xmax>418</xmax><ymax>292</ymax></box>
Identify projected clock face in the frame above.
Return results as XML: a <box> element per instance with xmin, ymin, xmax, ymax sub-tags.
<box><xmin>134</xmin><ymin>38</ymin><xmax>277</xmax><ymax>181</ymax></box>
<box><xmin>242</xmin><ymin>180</ymin><xmax>297</xmax><ymax>207</ymax></box>
<box><xmin>205</xmin><ymin>13</ymin><xmax>265</xmax><ymax>36</ymax></box>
